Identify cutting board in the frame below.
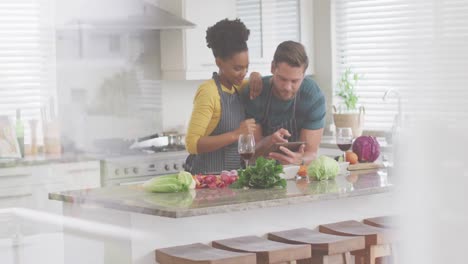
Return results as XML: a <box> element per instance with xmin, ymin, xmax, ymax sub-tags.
<box><xmin>347</xmin><ymin>162</ymin><xmax>384</xmax><ymax>171</ymax></box>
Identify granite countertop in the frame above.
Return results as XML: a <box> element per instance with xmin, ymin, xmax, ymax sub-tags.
<box><xmin>49</xmin><ymin>168</ymin><xmax>393</xmax><ymax>218</ymax></box>
<box><xmin>0</xmin><ymin>153</ymin><xmax>99</xmax><ymax>168</ymax></box>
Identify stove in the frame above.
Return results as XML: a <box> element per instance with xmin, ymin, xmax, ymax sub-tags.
<box><xmin>100</xmin><ymin>150</ymin><xmax>189</xmax><ymax>186</ymax></box>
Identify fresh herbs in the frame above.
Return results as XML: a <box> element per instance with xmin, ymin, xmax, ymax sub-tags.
<box><xmin>231</xmin><ymin>157</ymin><xmax>286</xmax><ymax>189</ymax></box>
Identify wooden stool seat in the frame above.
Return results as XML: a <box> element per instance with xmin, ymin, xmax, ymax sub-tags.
<box><xmin>212</xmin><ymin>235</ymin><xmax>311</xmax><ymax>264</ymax></box>
<box><xmin>268</xmin><ymin>228</ymin><xmax>364</xmax><ymax>264</ymax></box>
<box><xmin>319</xmin><ymin>220</ymin><xmax>395</xmax><ymax>264</ymax></box>
<box><xmin>363</xmin><ymin>216</ymin><xmax>396</xmax><ymax>229</ymax></box>
<box><xmin>319</xmin><ymin>220</ymin><xmax>392</xmax><ymax>246</ymax></box>
<box><xmin>268</xmin><ymin>228</ymin><xmax>365</xmax><ymax>255</ymax></box>
<box><xmin>156</xmin><ymin>243</ymin><xmax>257</xmax><ymax>264</ymax></box>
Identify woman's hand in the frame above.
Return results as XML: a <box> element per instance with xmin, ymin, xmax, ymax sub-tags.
<box><xmin>269</xmin><ymin>144</ymin><xmax>305</xmax><ymax>165</ymax></box>
<box><xmin>237</xmin><ymin>118</ymin><xmax>256</xmax><ymax>136</ymax></box>
<box><xmin>249</xmin><ymin>72</ymin><xmax>263</xmax><ymax>99</ymax></box>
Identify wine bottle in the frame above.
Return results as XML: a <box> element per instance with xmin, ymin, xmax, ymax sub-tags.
<box><xmin>16</xmin><ymin>109</ymin><xmax>25</xmax><ymax>157</ymax></box>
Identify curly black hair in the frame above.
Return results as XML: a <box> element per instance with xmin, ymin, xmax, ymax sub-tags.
<box><xmin>206</xmin><ymin>18</ymin><xmax>250</xmax><ymax>59</ymax></box>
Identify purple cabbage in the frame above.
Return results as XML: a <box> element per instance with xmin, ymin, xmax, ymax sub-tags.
<box><xmin>352</xmin><ymin>136</ymin><xmax>381</xmax><ymax>162</ymax></box>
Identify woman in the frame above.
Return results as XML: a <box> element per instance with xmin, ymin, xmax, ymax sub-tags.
<box><xmin>185</xmin><ymin>18</ymin><xmax>261</xmax><ymax>174</ymax></box>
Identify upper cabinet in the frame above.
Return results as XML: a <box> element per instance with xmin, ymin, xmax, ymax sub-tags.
<box><xmin>159</xmin><ymin>0</ymin><xmax>236</xmax><ymax>80</ymax></box>
<box><xmin>160</xmin><ymin>0</ymin><xmax>311</xmax><ymax>80</ymax></box>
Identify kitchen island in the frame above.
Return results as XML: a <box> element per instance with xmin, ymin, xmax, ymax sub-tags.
<box><xmin>49</xmin><ymin>168</ymin><xmax>395</xmax><ymax>264</ymax></box>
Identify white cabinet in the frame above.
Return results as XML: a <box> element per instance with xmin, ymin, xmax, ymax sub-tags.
<box><xmin>159</xmin><ymin>0</ymin><xmax>236</xmax><ymax>80</ymax></box>
<box><xmin>0</xmin><ymin>167</ymin><xmax>34</xmax><ymax>209</ymax></box>
<box><xmin>0</xmin><ymin>186</ymin><xmax>34</xmax><ymax>209</ymax></box>
<box><xmin>0</xmin><ymin>160</ymin><xmax>100</xmax><ymax>212</ymax></box>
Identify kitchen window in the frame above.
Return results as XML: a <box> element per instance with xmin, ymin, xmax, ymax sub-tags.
<box><xmin>332</xmin><ymin>0</ymin><xmax>413</xmax><ymax>131</ymax></box>
<box><xmin>333</xmin><ymin>0</ymin><xmax>468</xmax><ymax>131</ymax></box>
<box><xmin>0</xmin><ymin>0</ymin><xmax>56</xmax><ymax>144</ymax></box>
<box><xmin>236</xmin><ymin>0</ymin><xmax>302</xmax><ymax>74</ymax></box>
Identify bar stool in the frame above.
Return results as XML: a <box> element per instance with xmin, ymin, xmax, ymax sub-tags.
<box><xmin>268</xmin><ymin>228</ymin><xmax>365</xmax><ymax>264</ymax></box>
<box><xmin>155</xmin><ymin>243</ymin><xmax>257</xmax><ymax>264</ymax></box>
<box><xmin>319</xmin><ymin>220</ymin><xmax>393</xmax><ymax>264</ymax></box>
<box><xmin>363</xmin><ymin>216</ymin><xmax>395</xmax><ymax>229</ymax></box>
<box><xmin>212</xmin><ymin>235</ymin><xmax>311</xmax><ymax>264</ymax></box>
<box><xmin>363</xmin><ymin>216</ymin><xmax>398</xmax><ymax>264</ymax></box>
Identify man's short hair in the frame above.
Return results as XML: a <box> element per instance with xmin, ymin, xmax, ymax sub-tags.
<box><xmin>273</xmin><ymin>41</ymin><xmax>309</xmax><ymax>71</ymax></box>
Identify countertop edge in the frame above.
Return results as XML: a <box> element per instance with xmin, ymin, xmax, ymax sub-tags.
<box><xmin>49</xmin><ymin>185</ymin><xmax>394</xmax><ymax>218</ymax></box>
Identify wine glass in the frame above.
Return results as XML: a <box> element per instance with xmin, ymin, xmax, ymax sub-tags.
<box><xmin>238</xmin><ymin>133</ymin><xmax>255</xmax><ymax>168</ymax></box>
<box><xmin>336</xmin><ymin>127</ymin><xmax>353</xmax><ymax>162</ymax></box>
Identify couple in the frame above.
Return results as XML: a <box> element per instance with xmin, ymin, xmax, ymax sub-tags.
<box><xmin>185</xmin><ymin>19</ymin><xmax>326</xmax><ymax>174</ymax></box>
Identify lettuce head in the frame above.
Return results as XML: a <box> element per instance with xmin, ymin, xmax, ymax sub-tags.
<box><xmin>307</xmin><ymin>155</ymin><xmax>340</xmax><ymax>181</ymax></box>
<box><xmin>143</xmin><ymin>171</ymin><xmax>195</xmax><ymax>193</ymax></box>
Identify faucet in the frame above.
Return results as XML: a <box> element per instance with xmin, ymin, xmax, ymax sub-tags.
<box><xmin>382</xmin><ymin>88</ymin><xmax>402</xmax><ymax>166</ymax></box>
<box><xmin>382</xmin><ymin>88</ymin><xmax>402</xmax><ymax>127</ymax></box>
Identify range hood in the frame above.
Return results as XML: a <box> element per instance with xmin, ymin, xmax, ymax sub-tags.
<box><xmin>63</xmin><ymin>4</ymin><xmax>195</xmax><ymax>30</ymax></box>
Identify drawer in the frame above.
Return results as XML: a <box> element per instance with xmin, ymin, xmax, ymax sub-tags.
<box><xmin>0</xmin><ymin>185</ymin><xmax>34</xmax><ymax>209</ymax></box>
<box><xmin>0</xmin><ymin>167</ymin><xmax>33</xmax><ymax>188</ymax></box>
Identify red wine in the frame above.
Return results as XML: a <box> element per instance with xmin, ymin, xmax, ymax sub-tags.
<box><xmin>240</xmin><ymin>152</ymin><xmax>254</xmax><ymax>160</ymax></box>
<box><xmin>337</xmin><ymin>143</ymin><xmax>352</xmax><ymax>151</ymax></box>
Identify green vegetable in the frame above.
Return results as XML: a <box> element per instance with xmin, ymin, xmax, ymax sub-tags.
<box><xmin>144</xmin><ymin>190</ymin><xmax>196</xmax><ymax>208</ymax></box>
<box><xmin>178</xmin><ymin>171</ymin><xmax>196</xmax><ymax>189</ymax></box>
<box><xmin>231</xmin><ymin>157</ymin><xmax>286</xmax><ymax>189</ymax></box>
<box><xmin>307</xmin><ymin>155</ymin><xmax>340</xmax><ymax>181</ymax></box>
<box><xmin>143</xmin><ymin>171</ymin><xmax>195</xmax><ymax>193</ymax></box>
<box><xmin>309</xmin><ymin>180</ymin><xmax>339</xmax><ymax>194</ymax></box>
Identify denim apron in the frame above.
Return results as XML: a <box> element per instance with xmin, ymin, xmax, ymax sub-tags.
<box><xmin>185</xmin><ymin>72</ymin><xmax>245</xmax><ymax>174</ymax></box>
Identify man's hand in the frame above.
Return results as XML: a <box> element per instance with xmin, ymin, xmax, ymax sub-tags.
<box><xmin>268</xmin><ymin>144</ymin><xmax>305</xmax><ymax>165</ymax></box>
<box><xmin>269</xmin><ymin>128</ymin><xmax>290</xmax><ymax>144</ymax></box>
<box><xmin>249</xmin><ymin>72</ymin><xmax>263</xmax><ymax>99</ymax></box>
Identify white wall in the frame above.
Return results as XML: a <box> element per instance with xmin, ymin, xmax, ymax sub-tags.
<box><xmin>161</xmin><ymin>80</ymin><xmax>201</xmax><ymax>133</ymax></box>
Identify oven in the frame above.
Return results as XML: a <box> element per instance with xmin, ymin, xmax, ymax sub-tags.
<box><xmin>100</xmin><ymin>150</ymin><xmax>189</xmax><ymax>186</ymax></box>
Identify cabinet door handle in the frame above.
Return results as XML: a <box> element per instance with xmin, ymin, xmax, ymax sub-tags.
<box><xmin>0</xmin><ymin>193</ymin><xmax>33</xmax><ymax>200</ymax></box>
<box><xmin>0</xmin><ymin>174</ymin><xmax>30</xmax><ymax>179</ymax></box>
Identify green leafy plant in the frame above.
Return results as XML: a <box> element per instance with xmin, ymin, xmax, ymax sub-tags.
<box><xmin>336</xmin><ymin>67</ymin><xmax>362</xmax><ymax>112</ymax></box>
<box><xmin>231</xmin><ymin>157</ymin><xmax>286</xmax><ymax>189</ymax></box>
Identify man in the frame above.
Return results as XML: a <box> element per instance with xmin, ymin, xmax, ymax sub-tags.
<box><xmin>241</xmin><ymin>41</ymin><xmax>326</xmax><ymax>165</ymax></box>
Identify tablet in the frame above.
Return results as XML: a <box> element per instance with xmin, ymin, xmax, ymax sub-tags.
<box><xmin>269</xmin><ymin>141</ymin><xmax>305</xmax><ymax>154</ymax></box>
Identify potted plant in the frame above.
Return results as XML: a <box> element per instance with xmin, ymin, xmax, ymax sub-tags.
<box><xmin>333</xmin><ymin>67</ymin><xmax>365</xmax><ymax>137</ymax></box>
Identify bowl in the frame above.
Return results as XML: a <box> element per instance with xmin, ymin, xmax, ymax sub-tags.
<box><xmin>280</xmin><ymin>165</ymin><xmax>300</xmax><ymax>180</ymax></box>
